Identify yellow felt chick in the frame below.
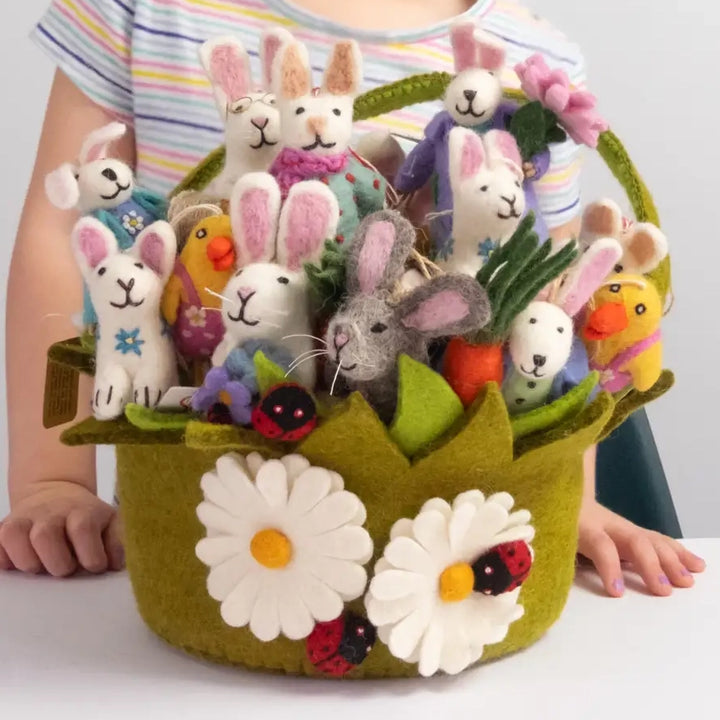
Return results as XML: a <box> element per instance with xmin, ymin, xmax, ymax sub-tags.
<box><xmin>582</xmin><ymin>273</ymin><xmax>663</xmax><ymax>393</ymax></box>
<box><xmin>161</xmin><ymin>214</ymin><xmax>235</xmax><ymax>360</ymax></box>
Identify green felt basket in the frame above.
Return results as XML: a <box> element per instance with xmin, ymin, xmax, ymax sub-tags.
<box><xmin>52</xmin><ymin>75</ymin><xmax>674</xmax><ymax>679</ymax></box>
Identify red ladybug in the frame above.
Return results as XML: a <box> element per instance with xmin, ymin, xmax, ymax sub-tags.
<box><xmin>471</xmin><ymin>540</ymin><xmax>533</xmax><ymax>596</ymax></box>
<box><xmin>306</xmin><ymin>613</ymin><xmax>377</xmax><ymax>677</ymax></box>
<box><xmin>251</xmin><ymin>383</ymin><xmax>317</xmax><ymax>442</ymax></box>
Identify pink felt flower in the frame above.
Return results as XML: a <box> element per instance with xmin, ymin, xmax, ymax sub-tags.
<box><xmin>515</xmin><ymin>54</ymin><xmax>608</xmax><ymax>148</ymax></box>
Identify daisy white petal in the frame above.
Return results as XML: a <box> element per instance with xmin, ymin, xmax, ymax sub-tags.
<box><xmin>303</xmin><ymin>490</ymin><xmax>362</xmax><ymax>534</ymax></box>
<box><xmin>309</xmin><ymin>525</ymin><xmax>373</xmax><ymax>563</ymax></box>
<box><xmin>311</xmin><ymin>556</ymin><xmax>368</xmax><ymax>601</ymax></box>
<box><xmin>206</xmin><ymin>551</ymin><xmax>255</xmax><ymax>601</ymax></box>
<box><xmin>280</xmin><ymin>454</ymin><xmax>311</xmax><ymax>486</ymax></box>
<box><xmin>255</xmin><ymin>459</ymin><xmax>289</xmax><ymax>507</ymax></box>
<box><xmin>390</xmin><ymin>517</ymin><xmax>413</xmax><ymax>540</ymax></box>
<box><xmin>287</xmin><ymin>467</ymin><xmax>332</xmax><ymax>516</ymax></box>
<box><xmin>220</xmin><ymin>569</ymin><xmax>262</xmax><ymax>628</ymax></box>
<box><xmin>412</xmin><ymin>510</ymin><xmax>451</xmax><ymax>559</ymax></box>
<box><xmin>196</xmin><ymin>501</ymin><xmax>244</xmax><ymax>536</ymax></box>
<box><xmin>249</xmin><ymin>580</ymin><xmax>282</xmax><ymax>642</ymax></box>
<box><xmin>370</xmin><ymin>568</ymin><xmax>426</xmax><ymax>602</ymax></box>
<box><xmin>388</xmin><ymin>602</ymin><xmax>433</xmax><ymax>660</ymax></box>
<box><xmin>277</xmin><ymin>591</ymin><xmax>315</xmax><ymax>640</ymax></box>
<box><xmin>296</xmin><ymin>574</ymin><xmax>344</xmax><ymax>622</ymax></box>
<box><xmin>384</xmin><ymin>536</ymin><xmax>434</xmax><ymax>575</ymax></box>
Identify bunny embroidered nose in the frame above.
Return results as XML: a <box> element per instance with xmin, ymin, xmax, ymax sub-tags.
<box><xmin>237</xmin><ymin>287</ymin><xmax>255</xmax><ymax>302</ymax></box>
<box><xmin>307</xmin><ymin>116</ymin><xmax>328</xmax><ymax>136</ymax></box>
<box><xmin>117</xmin><ymin>277</ymin><xmax>135</xmax><ymax>292</ymax></box>
<box><xmin>532</xmin><ymin>354</ymin><xmax>546</xmax><ymax>368</ymax></box>
<box><xmin>206</xmin><ymin>236</ymin><xmax>235</xmax><ymax>271</ymax></box>
<box><xmin>102</xmin><ymin>167</ymin><xmax>118</xmax><ymax>181</ymax></box>
<box><xmin>463</xmin><ymin>89</ymin><xmax>477</xmax><ymax>102</ymax></box>
<box><xmin>251</xmin><ymin>116</ymin><xmax>269</xmax><ymax>130</ymax></box>
<box><xmin>584</xmin><ymin>303</ymin><xmax>629</xmax><ymax>341</ymax></box>
<box><xmin>334</xmin><ymin>331</ymin><xmax>350</xmax><ymax>351</ymax></box>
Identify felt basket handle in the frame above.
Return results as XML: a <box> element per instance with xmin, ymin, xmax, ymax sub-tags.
<box><xmin>174</xmin><ymin>72</ymin><xmax>670</xmax><ymax>299</ymax></box>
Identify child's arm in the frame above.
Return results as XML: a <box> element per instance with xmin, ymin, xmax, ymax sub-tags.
<box><xmin>0</xmin><ymin>70</ymin><xmax>131</xmax><ymax>577</ymax></box>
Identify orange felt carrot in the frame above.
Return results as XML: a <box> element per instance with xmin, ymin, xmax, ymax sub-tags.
<box><xmin>443</xmin><ymin>338</ymin><xmax>504</xmax><ymax>407</ymax></box>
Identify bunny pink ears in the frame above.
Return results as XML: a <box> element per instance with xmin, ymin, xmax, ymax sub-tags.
<box><xmin>450</xmin><ymin>20</ymin><xmax>506</xmax><ymax>73</ymax></box>
<box><xmin>449</xmin><ymin>127</ymin><xmax>523</xmax><ymax>184</ymax></box>
<box><xmin>79</xmin><ymin>122</ymin><xmax>127</xmax><ymax>164</ymax></box>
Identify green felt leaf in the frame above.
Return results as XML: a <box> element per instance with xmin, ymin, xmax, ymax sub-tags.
<box><xmin>509</xmin><ymin>101</ymin><xmax>548</xmax><ymax>161</ymax></box>
<box><xmin>389</xmin><ymin>355</ymin><xmax>463</xmax><ymax>458</ymax></box>
<box><xmin>305</xmin><ymin>241</ymin><xmax>348</xmax><ymax>318</ymax></box>
<box><xmin>48</xmin><ymin>338</ymin><xmax>95</xmax><ymax>375</ymax></box>
<box><xmin>511</xmin><ymin>372</ymin><xmax>599</xmax><ymax>440</ymax></box>
<box><xmin>61</xmin><ymin>416</ymin><xmax>183</xmax><ymax>446</ymax></box>
<box><xmin>254</xmin><ymin>351</ymin><xmax>292</xmax><ymax>395</ymax></box>
<box><xmin>184</xmin><ymin>420</ymin><xmax>282</xmax><ymax>455</ymax></box>
<box><xmin>125</xmin><ymin>404</ymin><xmax>194</xmax><ymax>432</ymax></box>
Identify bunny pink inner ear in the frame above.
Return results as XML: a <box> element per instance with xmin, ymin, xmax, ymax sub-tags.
<box><xmin>45</xmin><ymin>164</ymin><xmax>80</xmax><ymax>210</ymax></box>
<box><xmin>262</xmin><ymin>34</ymin><xmax>283</xmax><ymax>88</ymax></box>
<box><xmin>357</xmin><ymin>221</ymin><xmax>395</xmax><ymax>295</ymax></box>
<box><xmin>487</xmin><ymin>130</ymin><xmax>522</xmax><ymax>168</ymax></box>
<box><xmin>281</xmin><ymin>191</ymin><xmax>336</xmax><ymax>271</ymax></box>
<box><xmin>210</xmin><ymin>45</ymin><xmax>251</xmax><ymax>102</ymax></box>
<box><xmin>450</xmin><ymin>22</ymin><xmax>478</xmax><ymax>72</ymax></box>
<box><xmin>83</xmin><ymin>142</ymin><xmax>109</xmax><ymax>164</ymax></box>
<box><xmin>80</xmin><ymin>122</ymin><xmax>127</xmax><ymax>163</ymax></box>
<box><xmin>241</xmin><ymin>188</ymin><xmax>274</xmax><ymax>262</ymax></box>
<box><xmin>460</xmin><ymin>131</ymin><xmax>485</xmax><ymax>180</ymax></box>
<box><xmin>278</xmin><ymin>43</ymin><xmax>311</xmax><ymax>99</ymax></box>
<box><xmin>78</xmin><ymin>225</ymin><xmax>111</xmax><ymax>269</ymax></box>
<box><xmin>324</xmin><ymin>40</ymin><xmax>361</xmax><ymax>96</ymax></box>
<box><xmin>138</xmin><ymin>231</ymin><xmax>167</xmax><ymax>276</ymax></box>
<box><xmin>477</xmin><ymin>34</ymin><xmax>506</xmax><ymax>71</ymax></box>
<box><xmin>560</xmin><ymin>242</ymin><xmax>622</xmax><ymax>317</ymax></box>
<box><xmin>402</xmin><ymin>290</ymin><xmax>470</xmax><ymax>333</ymax></box>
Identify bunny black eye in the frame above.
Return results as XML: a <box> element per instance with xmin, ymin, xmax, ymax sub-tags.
<box><xmin>196</xmin><ymin>228</ymin><xmax>208</xmax><ymax>239</ymax></box>
<box><xmin>74</xmin><ymin>173</ymin><xmax>80</xmax><ymax>181</ymax></box>
<box><xmin>614</xmin><ymin>264</ymin><xmax>624</xmax><ymax>273</ymax></box>
<box><xmin>332</xmin><ymin>108</ymin><xmax>341</xmax><ymax>116</ymax></box>
<box><xmin>529</xmin><ymin>317</ymin><xmax>537</xmax><ymax>324</ymax></box>
<box><xmin>134</xmin><ymin>262</ymin><xmax>144</xmax><ymax>270</ymax></box>
<box><xmin>488</xmin><ymin>71</ymin><xmax>495</xmax><ymax>77</ymax></box>
<box><xmin>371</xmin><ymin>322</ymin><xmax>388</xmax><ymax>334</ymax></box>
<box><xmin>480</xmin><ymin>185</ymin><xmax>489</xmax><ymax>192</ymax></box>
<box><xmin>515</xmin><ymin>180</ymin><xmax>521</xmax><ymax>188</ymax></box>
<box><xmin>557</xmin><ymin>326</ymin><xmax>565</xmax><ymax>334</ymax></box>
<box><xmin>610</xmin><ymin>283</ymin><xmax>621</xmax><ymax>293</ymax></box>
<box><xmin>295</xmin><ymin>106</ymin><xmax>306</xmax><ymax>115</ymax></box>
<box><xmin>635</xmin><ymin>303</ymin><xmax>647</xmax><ymax>315</ymax></box>
<box><xmin>277</xmin><ymin>276</ymin><xmax>290</xmax><ymax>285</ymax></box>
<box><xmin>101</xmin><ymin>168</ymin><xmax>118</xmax><ymax>181</ymax></box>
<box><xmin>98</xmin><ymin>267</ymin><xmax>106</xmax><ymax>276</ymax></box>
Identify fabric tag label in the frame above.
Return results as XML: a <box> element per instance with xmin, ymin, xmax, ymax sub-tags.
<box><xmin>43</xmin><ymin>360</ymin><xmax>80</xmax><ymax>428</ymax></box>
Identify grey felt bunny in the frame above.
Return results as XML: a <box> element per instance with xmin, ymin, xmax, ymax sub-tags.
<box><xmin>324</xmin><ymin>210</ymin><xmax>492</xmax><ymax>423</ymax></box>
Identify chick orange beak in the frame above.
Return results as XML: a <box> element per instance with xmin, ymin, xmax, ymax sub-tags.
<box><xmin>583</xmin><ymin>303</ymin><xmax>629</xmax><ymax>341</ymax></box>
<box><xmin>206</xmin><ymin>236</ymin><xmax>235</xmax><ymax>272</ymax></box>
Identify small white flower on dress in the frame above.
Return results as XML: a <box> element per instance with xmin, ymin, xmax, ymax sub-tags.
<box><xmin>185</xmin><ymin>306</ymin><xmax>207</xmax><ymax>328</ymax></box>
<box><xmin>195</xmin><ymin>453</ymin><xmax>373</xmax><ymax>642</ymax></box>
<box><xmin>122</xmin><ymin>210</ymin><xmax>145</xmax><ymax>235</ymax></box>
<box><xmin>365</xmin><ymin>491</ymin><xmax>534</xmax><ymax>677</ymax></box>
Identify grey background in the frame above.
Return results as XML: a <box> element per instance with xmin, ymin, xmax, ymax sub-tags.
<box><xmin>0</xmin><ymin>0</ymin><xmax>718</xmax><ymax>535</ymax></box>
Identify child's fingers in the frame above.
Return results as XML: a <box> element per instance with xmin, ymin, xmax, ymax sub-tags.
<box><xmin>0</xmin><ymin>518</ymin><xmax>43</xmax><ymax>573</ymax></box>
<box><xmin>103</xmin><ymin>514</ymin><xmax>125</xmax><ymax>572</ymax></box>
<box><xmin>0</xmin><ymin>527</ymin><xmax>14</xmax><ymax>570</ymax></box>
<box><xmin>619</xmin><ymin>533</ymin><xmax>672</xmax><ymax>596</ymax></box>
<box><xmin>28</xmin><ymin>517</ymin><xmax>78</xmax><ymax>578</ymax></box>
<box><xmin>651</xmin><ymin>537</ymin><xmax>694</xmax><ymax>589</ymax></box>
<box><xmin>66</xmin><ymin>510</ymin><xmax>109</xmax><ymax>574</ymax></box>
<box><xmin>579</xmin><ymin>529</ymin><xmax>625</xmax><ymax>597</ymax></box>
<box><xmin>662</xmin><ymin>536</ymin><xmax>706</xmax><ymax>574</ymax></box>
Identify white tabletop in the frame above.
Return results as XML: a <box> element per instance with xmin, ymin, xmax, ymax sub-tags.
<box><xmin>1</xmin><ymin>539</ymin><xmax>718</xmax><ymax>720</ymax></box>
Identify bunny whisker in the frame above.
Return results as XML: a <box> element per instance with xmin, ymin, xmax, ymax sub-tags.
<box><xmin>288</xmin><ymin>348</ymin><xmax>329</xmax><ymax>368</ymax></box>
<box><xmin>204</xmin><ymin>288</ymin><xmax>238</xmax><ymax>306</ymax></box>
<box><xmin>329</xmin><ymin>362</ymin><xmax>343</xmax><ymax>397</ymax></box>
<box><xmin>287</xmin><ymin>351</ymin><xmax>328</xmax><ymax>375</ymax></box>
<box><xmin>283</xmin><ymin>333</ymin><xmax>328</xmax><ymax>346</ymax></box>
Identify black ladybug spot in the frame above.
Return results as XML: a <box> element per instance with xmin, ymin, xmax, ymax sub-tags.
<box><xmin>610</xmin><ymin>283</ymin><xmax>621</xmax><ymax>293</ymax></box>
<box><xmin>508</xmin><ymin>548</ymin><xmax>516</xmax><ymax>557</ymax></box>
<box><xmin>635</xmin><ymin>303</ymin><xmax>647</xmax><ymax>315</ymax></box>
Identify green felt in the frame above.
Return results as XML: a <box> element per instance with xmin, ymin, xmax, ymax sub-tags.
<box><xmin>253</xmin><ymin>351</ymin><xmax>292</xmax><ymax>396</ymax></box>
<box><xmin>61</xmin><ymin>416</ymin><xmax>184</xmax><ymax>447</ymax></box>
<box><xmin>597</xmin><ymin>369</ymin><xmax>674</xmax><ymax>443</ymax></box>
<box><xmin>511</xmin><ymin>372</ymin><xmax>600</xmax><ymax>441</ymax></box>
<box><xmin>48</xmin><ymin>338</ymin><xmax>95</xmax><ymax>376</ymax></box>
<box><xmin>115</xmin><ymin>384</ymin><xmax>611</xmax><ymax>678</ymax></box>
<box><xmin>388</xmin><ymin>354</ymin><xmax>463</xmax><ymax>458</ymax></box>
<box><xmin>507</xmin><ymin>101</ymin><xmax>566</xmax><ymax>162</ymax></box>
<box><xmin>305</xmin><ymin>240</ymin><xmax>347</xmax><ymax>317</ymax></box>
<box><xmin>184</xmin><ymin>419</ymin><xmax>283</xmax><ymax>456</ymax></box>
<box><xmin>125</xmin><ymin>404</ymin><xmax>195</xmax><ymax>432</ymax></box>
<box><xmin>172</xmin><ymin>145</ymin><xmax>227</xmax><ymax>196</ymax></box>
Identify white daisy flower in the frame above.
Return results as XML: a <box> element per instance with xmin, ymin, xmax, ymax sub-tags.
<box><xmin>122</xmin><ymin>210</ymin><xmax>145</xmax><ymax>235</ymax></box>
<box><xmin>195</xmin><ymin>453</ymin><xmax>373</xmax><ymax>642</ymax></box>
<box><xmin>366</xmin><ymin>491</ymin><xmax>534</xmax><ymax>677</ymax></box>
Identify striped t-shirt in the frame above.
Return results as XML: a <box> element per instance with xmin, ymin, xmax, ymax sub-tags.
<box><xmin>32</xmin><ymin>0</ymin><xmax>586</xmax><ymax>227</ymax></box>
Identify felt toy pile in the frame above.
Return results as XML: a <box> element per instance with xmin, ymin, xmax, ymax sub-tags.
<box><xmin>43</xmin><ymin>20</ymin><xmax>674</xmax><ymax>679</ymax></box>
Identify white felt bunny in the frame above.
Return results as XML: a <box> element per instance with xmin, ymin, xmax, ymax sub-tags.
<box><xmin>445</xmin><ymin>19</ymin><xmax>506</xmax><ymax>126</ymax></box>
<box><xmin>45</xmin><ymin>122</ymin><xmax>135</xmax><ymax>214</ymax></box>
<box><xmin>441</xmin><ymin>126</ymin><xmax>526</xmax><ymax>278</ymax></box>
<box><xmin>503</xmin><ymin>237</ymin><xmax>623</xmax><ymax>413</ymax></box>
<box><xmin>211</xmin><ymin>172</ymin><xmax>339</xmax><ymax>389</ymax></box>
<box><xmin>71</xmin><ymin>218</ymin><xmax>179</xmax><ymax>421</ymax></box>
<box><xmin>580</xmin><ymin>198</ymin><xmax>668</xmax><ymax>275</ymax></box>
<box><xmin>199</xmin><ymin>28</ymin><xmax>292</xmax><ymax>199</ymax></box>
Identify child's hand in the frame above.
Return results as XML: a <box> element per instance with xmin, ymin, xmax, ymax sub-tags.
<box><xmin>0</xmin><ymin>480</ymin><xmax>124</xmax><ymax>577</ymax></box>
<box><xmin>578</xmin><ymin>498</ymin><xmax>706</xmax><ymax>597</ymax></box>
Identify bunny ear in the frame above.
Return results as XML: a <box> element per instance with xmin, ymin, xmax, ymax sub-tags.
<box><xmin>273</xmin><ymin>41</ymin><xmax>312</xmax><ymax>100</ymax></box>
<box><xmin>557</xmin><ymin>237</ymin><xmax>623</xmax><ymax>317</ymax></box>
<box><xmin>476</xmin><ymin>29</ymin><xmax>506</xmax><ymax>71</ymax></box>
<box><xmin>396</xmin><ymin>274</ymin><xmax>491</xmax><ymax>338</ymax></box>
<box><xmin>322</xmin><ymin>39</ymin><xmax>362</xmax><ymax>96</ymax></box>
<box><xmin>347</xmin><ymin>210</ymin><xmax>416</xmax><ymax>296</ymax></box>
<box><xmin>448</xmin><ymin>127</ymin><xmax>486</xmax><ymax>188</ymax></box>
<box><xmin>276</xmin><ymin>181</ymin><xmax>339</xmax><ymax>270</ymax></box>
<box><xmin>132</xmin><ymin>221</ymin><xmax>177</xmax><ymax>281</ymax></box>
<box><xmin>229</xmin><ymin>172</ymin><xmax>281</xmax><ymax>266</ymax></box>
<box><xmin>450</xmin><ymin>20</ymin><xmax>478</xmax><ymax>72</ymax></box>
<box><xmin>260</xmin><ymin>26</ymin><xmax>294</xmax><ymax>89</ymax></box>
<box><xmin>71</xmin><ymin>217</ymin><xmax>118</xmax><ymax>277</ymax></box>
<box><xmin>623</xmin><ymin>223</ymin><xmax>668</xmax><ymax>274</ymax></box>
<box><xmin>79</xmin><ymin>122</ymin><xmax>127</xmax><ymax>164</ymax></box>
<box><xmin>580</xmin><ymin>199</ymin><xmax>623</xmax><ymax>245</ymax></box>
<box><xmin>45</xmin><ymin>163</ymin><xmax>80</xmax><ymax>210</ymax></box>
<box><xmin>484</xmin><ymin>129</ymin><xmax>523</xmax><ymax>178</ymax></box>
<box><xmin>199</xmin><ymin>36</ymin><xmax>252</xmax><ymax>111</ymax></box>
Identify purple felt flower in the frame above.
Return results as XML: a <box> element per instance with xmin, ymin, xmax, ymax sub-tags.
<box><xmin>192</xmin><ymin>367</ymin><xmax>253</xmax><ymax>426</ymax></box>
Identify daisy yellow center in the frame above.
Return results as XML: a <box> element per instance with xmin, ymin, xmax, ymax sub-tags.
<box><xmin>250</xmin><ymin>529</ymin><xmax>292</xmax><ymax>569</ymax></box>
<box><xmin>438</xmin><ymin>563</ymin><xmax>475</xmax><ymax>603</ymax></box>
<box><xmin>218</xmin><ymin>389</ymin><xmax>232</xmax><ymax>405</ymax></box>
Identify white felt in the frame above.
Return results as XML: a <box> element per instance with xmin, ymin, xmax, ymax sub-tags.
<box><xmin>443</xmin><ymin>126</ymin><xmax>525</xmax><ymax>278</ymax></box>
<box><xmin>366</xmin><ymin>490</ymin><xmax>533</xmax><ymax>677</ymax></box>
<box><xmin>71</xmin><ymin>218</ymin><xmax>178</xmax><ymax>420</ymax></box>
<box><xmin>272</xmin><ymin>37</ymin><xmax>360</xmax><ymax>155</ymax></box>
<box><xmin>502</xmin><ymin>369</ymin><xmax>554</xmax><ymax>415</ymax></box>
<box><xmin>215</xmin><ymin>173</ymin><xmax>338</xmax><ymax>388</ymax></box>
<box><xmin>195</xmin><ymin>453</ymin><xmax>372</xmax><ymax>642</ymax></box>
<box><xmin>199</xmin><ymin>35</ymin><xmax>284</xmax><ymax>199</ymax></box>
